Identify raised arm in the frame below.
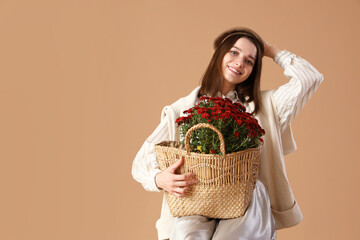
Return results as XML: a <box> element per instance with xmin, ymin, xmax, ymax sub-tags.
<box><xmin>263</xmin><ymin>41</ymin><xmax>324</xmax><ymax>132</ymax></box>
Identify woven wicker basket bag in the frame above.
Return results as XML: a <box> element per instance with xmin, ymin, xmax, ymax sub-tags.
<box><xmin>155</xmin><ymin>123</ymin><xmax>261</xmax><ymax>219</ymax></box>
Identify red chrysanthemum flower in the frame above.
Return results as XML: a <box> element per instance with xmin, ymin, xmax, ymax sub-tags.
<box><xmin>175</xmin><ymin>96</ymin><xmax>264</xmax><ymax>154</ymax></box>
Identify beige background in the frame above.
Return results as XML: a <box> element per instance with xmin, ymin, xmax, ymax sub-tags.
<box><xmin>0</xmin><ymin>0</ymin><xmax>359</xmax><ymax>239</ymax></box>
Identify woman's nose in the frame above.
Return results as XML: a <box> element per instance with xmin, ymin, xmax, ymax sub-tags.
<box><xmin>234</xmin><ymin>59</ymin><xmax>244</xmax><ymax>67</ymax></box>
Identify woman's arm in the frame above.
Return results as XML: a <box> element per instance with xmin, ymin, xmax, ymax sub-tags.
<box><xmin>131</xmin><ymin>116</ymin><xmax>169</xmax><ymax>192</ymax></box>
<box><xmin>131</xmin><ymin>115</ymin><xmax>198</xmax><ymax>197</ymax></box>
<box><xmin>263</xmin><ymin>41</ymin><xmax>324</xmax><ymax>132</ymax></box>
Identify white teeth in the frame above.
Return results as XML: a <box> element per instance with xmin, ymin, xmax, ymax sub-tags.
<box><xmin>229</xmin><ymin>66</ymin><xmax>240</xmax><ymax>74</ymax></box>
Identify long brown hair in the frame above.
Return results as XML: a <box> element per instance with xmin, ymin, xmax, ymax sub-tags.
<box><xmin>199</xmin><ymin>27</ymin><xmax>265</xmax><ymax>114</ymax></box>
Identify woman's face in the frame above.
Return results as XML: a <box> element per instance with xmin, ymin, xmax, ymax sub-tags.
<box><xmin>221</xmin><ymin>37</ymin><xmax>257</xmax><ymax>93</ymax></box>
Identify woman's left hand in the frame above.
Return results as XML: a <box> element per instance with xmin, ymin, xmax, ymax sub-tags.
<box><xmin>263</xmin><ymin>40</ymin><xmax>281</xmax><ymax>59</ymax></box>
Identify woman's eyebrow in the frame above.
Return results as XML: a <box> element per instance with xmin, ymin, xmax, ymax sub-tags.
<box><xmin>232</xmin><ymin>46</ymin><xmax>255</xmax><ymax>61</ymax></box>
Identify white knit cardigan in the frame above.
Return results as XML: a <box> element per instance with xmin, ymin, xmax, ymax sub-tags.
<box><xmin>156</xmin><ymin>87</ymin><xmax>297</xmax><ymax>239</ymax></box>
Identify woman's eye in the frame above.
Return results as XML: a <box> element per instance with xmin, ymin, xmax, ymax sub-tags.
<box><xmin>246</xmin><ymin>60</ymin><xmax>253</xmax><ymax>65</ymax></box>
<box><xmin>230</xmin><ymin>51</ymin><xmax>237</xmax><ymax>56</ymax></box>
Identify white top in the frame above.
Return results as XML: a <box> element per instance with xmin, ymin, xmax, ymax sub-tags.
<box><xmin>132</xmin><ymin>50</ymin><xmax>324</xmax><ymax>193</ymax></box>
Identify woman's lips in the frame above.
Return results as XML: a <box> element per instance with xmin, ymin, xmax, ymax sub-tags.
<box><xmin>228</xmin><ymin>66</ymin><xmax>241</xmax><ymax>75</ymax></box>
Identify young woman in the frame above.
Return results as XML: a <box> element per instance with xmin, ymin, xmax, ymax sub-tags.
<box><xmin>132</xmin><ymin>27</ymin><xmax>323</xmax><ymax>240</ymax></box>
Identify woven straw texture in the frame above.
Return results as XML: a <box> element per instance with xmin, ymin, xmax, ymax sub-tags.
<box><xmin>155</xmin><ymin>123</ymin><xmax>261</xmax><ymax>219</ymax></box>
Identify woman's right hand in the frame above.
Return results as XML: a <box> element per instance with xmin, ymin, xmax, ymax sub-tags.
<box><xmin>263</xmin><ymin>40</ymin><xmax>281</xmax><ymax>59</ymax></box>
<box><xmin>155</xmin><ymin>157</ymin><xmax>198</xmax><ymax>198</ymax></box>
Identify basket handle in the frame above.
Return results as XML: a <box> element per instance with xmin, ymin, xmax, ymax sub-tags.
<box><xmin>184</xmin><ymin>123</ymin><xmax>226</xmax><ymax>156</ymax></box>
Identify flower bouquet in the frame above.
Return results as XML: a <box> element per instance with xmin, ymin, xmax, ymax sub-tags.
<box><xmin>155</xmin><ymin>96</ymin><xmax>265</xmax><ymax>219</ymax></box>
<box><xmin>176</xmin><ymin>96</ymin><xmax>264</xmax><ymax>155</ymax></box>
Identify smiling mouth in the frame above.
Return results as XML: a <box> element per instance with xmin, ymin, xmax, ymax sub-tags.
<box><xmin>228</xmin><ymin>66</ymin><xmax>242</xmax><ymax>75</ymax></box>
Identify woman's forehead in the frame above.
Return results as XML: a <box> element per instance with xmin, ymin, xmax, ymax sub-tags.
<box><xmin>232</xmin><ymin>38</ymin><xmax>257</xmax><ymax>59</ymax></box>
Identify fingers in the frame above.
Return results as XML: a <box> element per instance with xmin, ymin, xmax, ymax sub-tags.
<box><xmin>171</xmin><ymin>192</ymin><xmax>184</xmax><ymax>198</ymax></box>
<box><xmin>169</xmin><ymin>173</ymin><xmax>199</xmax><ymax>198</ymax></box>
<box><xmin>168</xmin><ymin>156</ymin><xmax>184</xmax><ymax>173</ymax></box>
<box><xmin>173</xmin><ymin>172</ymin><xmax>196</xmax><ymax>181</ymax></box>
<box><xmin>173</xmin><ymin>178</ymin><xmax>198</xmax><ymax>187</ymax></box>
<box><xmin>170</xmin><ymin>186</ymin><xmax>189</xmax><ymax>198</ymax></box>
<box><xmin>165</xmin><ymin>157</ymin><xmax>200</xmax><ymax>198</ymax></box>
<box><xmin>173</xmin><ymin>173</ymin><xmax>198</xmax><ymax>186</ymax></box>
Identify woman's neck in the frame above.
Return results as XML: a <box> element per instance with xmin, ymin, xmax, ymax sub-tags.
<box><xmin>221</xmin><ymin>83</ymin><xmax>236</xmax><ymax>95</ymax></box>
